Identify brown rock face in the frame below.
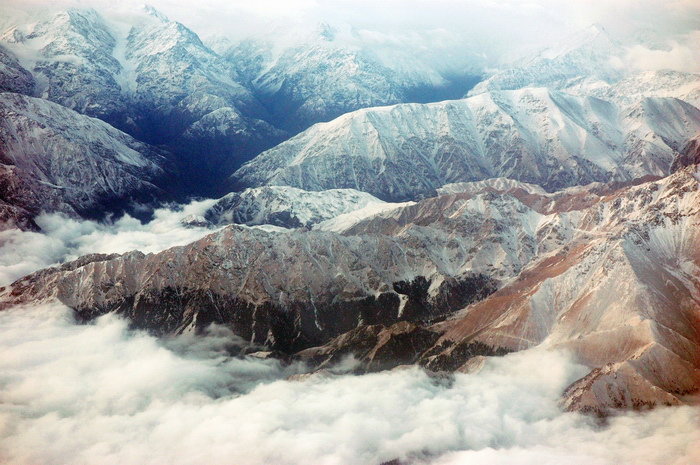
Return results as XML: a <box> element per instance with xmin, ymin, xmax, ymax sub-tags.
<box><xmin>298</xmin><ymin>166</ymin><xmax>700</xmax><ymax>412</ymax></box>
<box><xmin>422</xmin><ymin>167</ymin><xmax>700</xmax><ymax>412</ymax></box>
<box><xmin>0</xmin><ymin>223</ymin><xmax>498</xmax><ymax>352</ymax></box>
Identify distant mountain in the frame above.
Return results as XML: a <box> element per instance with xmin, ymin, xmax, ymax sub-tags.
<box><xmin>251</xmin><ymin>44</ymin><xmax>433</xmax><ymax>132</ymax></box>
<box><xmin>585</xmin><ymin>70</ymin><xmax>700</xmax><ymax>107</ymax></box>
<box><xmin>0</xmin><ymin>92</ymin><xmax>172</xmax><ymax>228</ymax></box>
<box><xmin>469</xmin><ymin>24</ymin><xmax>624</xmax><ymax>97</ymax></box>
<box><xmin>467</xmin><ymin>25</ymin><xmax>700</xmax><ymax>109</ymax></box>
<box><xmin>220</xmin><ymin>26</ymin><xmax>476</xmax><ymax>133</ymax></box>
<box><xmin>2</xmin><ymin>7</ymin><xmax>486</xmax><ymax>196</ymax></box>
<box><xmin>232</xmin><ymin>88</ymin><xmax>700</xmax><ymax>200</ymax></box>
<box><xmin>0</xmin><ymin>7</ymin><xmax>485</xmax><ymax>170</ymax></box>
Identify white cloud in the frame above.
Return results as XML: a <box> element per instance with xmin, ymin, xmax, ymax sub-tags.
<box><xmin>621</xmin><ymin>40</ymin><xmax>700</xmax><ymax>73</ymax></box>
<box><xmin>0</xmin><ymin>303</ymin><xmax>699</xmax><ymax>465</ymax></box>
<box><xmin>0</xmin><ymin>198</ymin><xmax>220</xmax><ymax>286</ymax></box>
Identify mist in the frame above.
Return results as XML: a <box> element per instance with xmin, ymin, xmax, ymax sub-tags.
<box><xmin>2</xmin><ymin>0</ymin><xmax>698</xmax><ymax>73</ymax></box>
<box><xmin>0</xmin><ymin>199</ymin><xmax>220</xmax><ymax>286</ymax></box>
<box><xmin>0</xmin><ymin>303</ymin><xmax>698</xmax><ymax>465</ymax></box>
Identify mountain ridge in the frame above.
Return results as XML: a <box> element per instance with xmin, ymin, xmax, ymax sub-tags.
<box><xmin>3</xmin><ymin>167</ymin><xmax>698</xmax><ymax>412</ymax></box>
<box><xmin>232</xmin><ymin>87</ymin><xmax>700</xmax><ymax>200</ymax></box>
<box><xmin>0</xmin><ymin>91</ymin><xmax>173</xmax><ymax>227</ymax></box>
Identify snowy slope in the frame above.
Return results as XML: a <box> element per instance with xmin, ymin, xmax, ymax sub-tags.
<box><xmin>0</xmin><ymin>8</ymin><xmax>128</xmax><ymax>127</ymax></box>
<box><xmin>123</xmin><ymin>8</ymin><xmax>267</xmax><ymax>140</ymax></box>
<box><xmin>232</xmin><ymin>88</ymin><xmax>700</xmax><ymax>200</ymax></box>
<box><xmin>220</xmin><ymin>24</ymin><xmax>466</xmax><ymax>133</ymax></box>
<box><xmin>205</xmin><ymin>186</ymin><xmax>387</xmax><ymax>228</ymax></box>
<box><xmin>0</xmin><ymin>6</ymin><xmax>281</xmax><ymax>186</ymax></box>
<box><xmin>0</xmin><ymin>92</ymin><xmax>172</xmax><ymax>224</ymax></box>
<box><xmin>251</xmin><ymin>44</ymin><xmax>416</xmax><ymax>132</ymax></box>
<box><xmin>585</xmin><ymin>70</ymin><xmax>700</xmax><ymax>107</ymax></box>
<box><xmin>469</xmin><ymin>25</ymin><xmax>624</xmax><ymax>97</ymax></box>
<box><xmin>467</xmin><ymin>24</ymin><xmax>700</xmax><ymax>108</ymax></box>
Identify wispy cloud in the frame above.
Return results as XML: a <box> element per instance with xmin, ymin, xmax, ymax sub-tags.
<box><xmin>0</xmin><ymin>199</ymin><xmax>219</xmax><ymax>286</ymax></box>
<box><xmin>619</xmin><ymin>36</ymin><xmax>700</xmax><ymax>73</ymax></box>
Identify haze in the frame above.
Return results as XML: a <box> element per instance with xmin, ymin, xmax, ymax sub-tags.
<box><xmin>3</xmin><ymin>0</ymin><xmax>699</xmax><ymax>71</ymax></box>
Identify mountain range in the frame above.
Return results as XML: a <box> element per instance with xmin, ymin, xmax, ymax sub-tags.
<box><xmin>3</xmin><ymin>166</ymin><xmax>698</xmax><ymax>413</ymax></box>
<box><xmin>1</xmin><ymin>4</ymin><xmax>699</xmax><ymax>416</ymax></box>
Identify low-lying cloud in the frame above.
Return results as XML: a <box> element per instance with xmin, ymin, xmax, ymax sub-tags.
<box><xmin>0</xmin><ymin>303</ymin><xmax>698</xmax><ymax>465</ymax></box>
<box><xmin>0</xmin><ymin>199</ymin><xmax>220</xmax><ymax>286</ymax></box>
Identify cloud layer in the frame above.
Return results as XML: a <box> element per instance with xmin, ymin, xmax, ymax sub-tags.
<box><xmin>0</xmin><ymin>199</ymin><xmax>219</xmax><ymax>286</ymax></box>
<box><xmin>1</xmin><ymin>303</ymin><xmax>698</xmax><ymax>465</ymax></box>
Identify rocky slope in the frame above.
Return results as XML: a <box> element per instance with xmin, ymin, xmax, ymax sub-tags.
<box><xmin>232</xmin><ymin>88</ymin><xmax>700</xmax><ymax>200</ymax></box>
<box><xmin>293</xmin><ymin>167</ymin><xmax>700</xmax><ymax>413</ymax></box>
<box><xmin>0</xmin><ymin>224</ymin><xmax>501</xmax><ymax>352</ymax></box>
<box><xmin>0</xmin><ymin>92</ymin><xmax>172</xmax><ymax>226</ymax></box>
<box><xmin>3</xmin><ymin>167</ymin><xmax>698</xmax><ymax>413</ymax></box>
<box><xmin>425</xmin><ymin>166</ymin><xmax>700</xmax><ymax>413</ymax></box>
<box><xmin>3</xmin><ymin>173</ymin><xmax>608</xmax><ymax>346</ymax></box>
<box><xmin>2</xmin><ymin>162</ymin><xmax>698</xmax><ymax>411</ymax></box>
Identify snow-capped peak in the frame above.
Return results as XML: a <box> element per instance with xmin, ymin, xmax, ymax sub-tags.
<box><xmin>537</xmin><ymin>23</ymin><xmax>613</xmax><ymax>61</ymax></box>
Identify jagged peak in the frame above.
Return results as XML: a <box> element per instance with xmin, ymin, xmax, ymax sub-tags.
<box><xmin>27</xmin><ymin>7</ymin><xmax>105</xmax><ymax>37</ymax></box>
<box><xmin>128</xmin><ymin>12</ymin><xmax>207</xmax><ymax>53</ymax></box>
